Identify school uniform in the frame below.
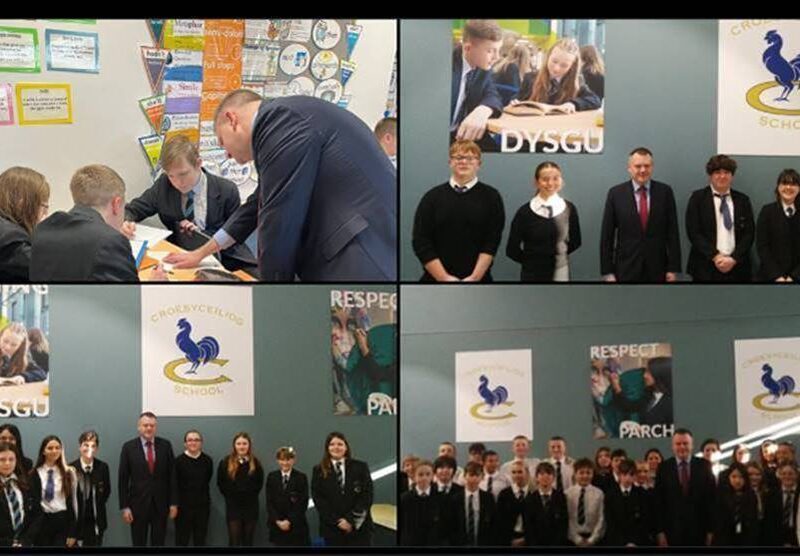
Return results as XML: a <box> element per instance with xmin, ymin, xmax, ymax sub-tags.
<box><xmin>0</xmin><ymin>355</ymin><xmax>46</xmax><ymax>383</ymax></box>
<box><xmin>480</xmin><ymin>470</ymin><xmax>510</xmax><ymax>500</ymax></box>
<box><xmin>758</xmin><ymin>486</ymin><xmax>783</xmax><ymax>545</ymax></box>
<box><xmin>713</xmin><ymin>488</ymin><xmax>759</xmax><ymax>546</ymax></box>
<box><xmin>604</xmin><ymin>484</ymin><xmax>652</xmax><ymax>546</ymax></box>
<box><xmin>496</xmin><ymin>484</ymin><xmax>529</xmax><ymax>546</ymax></box>
<box><xmin>311</xmin><ymin>458</ymin><xmax>373</xmax><ymax>546</ymax></box>
<box><xmin>448</xmin><ymin>487</ymin><xmax>496</xmax><ymax>546</ymax></box>
<box><xmin>565</xmin><ymin>483</ymin><xmax>605</xmax><ymax>545</ymax></box>
<box><xmin>500</xmin><ymin>457</ymin><xmax>540</xmax><ymax>483</ymax></box>
<box><xmin>34</xmin><ymin>465</ymin><xmax>77</xmax><ymax>546</ymax></box>
<box><xmin>433</xmin><ymin>479</ymin><xmax>463</xmax><ymax>498</ymax></box>
<box><xmin>0</xmin><ymin>214</ymin><xmax>31</xmax><ymax>282</ymax></box>
<box><xmin>400</xmin><ymin>486</ymin><xmax>445</xmax><ymax>546</ymax></box>
<box><xmin>592</xmin><ymin>470</ymin><xmax>616</xmax><ymax>494</ymax></box>
<box><xmin>524</xmin><ymin>489</ymin><xmax>568</xmax><ymax>546</ymax></box>
<box><xmin>174</xmin><ymin>452</ymin><xmax>213</xmax><ymax>546</ymax></box>
<box><xmin>775</xmin><ymin>484</ymin><xmax>800</xmax><ymax>546</ymax></box>
<box><xmin>0</xmin><ymin>473</ymin><xmax>42</xmax><ymax>546</ymax></box>
<box><xmin>265</xmin><ymin>468</ymin><xmax>310</xmax><ymax>546</ymax></box>
<box><xmin>517</xmin><ymin>70</ymin><xmax>601</xmax><ymax>110</ymax></box>
<box><xmin>547</xmin><ymin>457</ymin><xmax>575</xmax><ymax>492</ymax></box>
<box><xmin>69</xmin><ymin>458</ymin><xmax>110</xmax><ymax>547</ymax></box>
<box><xmin>450</xmin><ymin>45</ymin><xmax>504</xmax><ymax>152</ymax></box>
<box><xmin>398</xmin><ymin>471</ymin><xmax>409</xmax><ymax>497</ymax></box>
<box><xmin>216</xmin><ymin>457</ymin><xmax>264</xmax><ymax>546</ymax></box>
<box><xmin>756</xmin><ymin>201</ymin><xmax>800</xmax><ymax>281</ymax></box>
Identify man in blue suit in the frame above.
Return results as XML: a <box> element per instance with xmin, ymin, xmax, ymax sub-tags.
<box><xmin>165</xmin><ymin>91</ymin><xmax>397</xmax><ymax>282</ymax></box>
<box><xmin>450</xmin><ymin>20</ymin><xmax>504</xmax><ymax>152</ymax></box>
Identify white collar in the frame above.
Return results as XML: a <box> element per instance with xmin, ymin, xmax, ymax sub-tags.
<box><xmin>710</xmin><ymin>184</ymin><xmax>732</xmax><ymax>197</ymax></box>
<box><xmin>184</xmin><ymin>451</ymin><xmax>202</xmax><ymax>459</ymax></box>
<box><xmin>416</xmin><ymin>486</ymin><xmax>431</xmax><ymax>496</ymax></box>
<box><xmin>631</xmin><ymin>179</ymin><xmax>651</xmax><ymax>192</ymax></box>
<box><xmin>282</xmin><ymin>470</ymin><xmax>292</xmax><ymax>477</ymax></box>
<box><xmin>538</xmin><ymin>489</ymin><xmax>553</xmax><ymax>497</ymax></box>
<box><xmin>530</xmin><ymin>193</ymin><xmax>566</xmax><ymax>217</ymax></box>
<box><xmin>782</xmin><ymin>201</ymin><xmax>796</xmax><ymax>213</ymax></box>
<box><xmin>513</xmin><ymin>484</ymin><xmax>528</xmax><ymax>496</ymax></box>
<box><xmin>449</xmin><ymin>176</ymin><xmax>478</xmax><ymax>191</ymax></box>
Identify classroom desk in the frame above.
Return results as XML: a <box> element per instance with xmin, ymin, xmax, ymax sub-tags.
<box><xmin>138</xmin><ymin>239</ymin><xmax>255</xmax><ymax>282</ymax></box>
<box><xmin>371</xmin><ymin>503</ymin><xmax>397</xmax><ymax>531</ymax></box>
<box><xmin>486</xmin><ymin>109</ymin><xmax>603</xmax><ymax>149</ymax></box>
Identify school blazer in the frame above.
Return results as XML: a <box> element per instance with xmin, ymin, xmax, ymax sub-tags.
<box><xmin>450</xmin><ymin>46</ymin><xmax>504</xmax><ymax>127</ymax></box>
<box><xmin>495</xmin><ymin>487</ymin><xmax>529</xmax><ymax>545</ymax></box>
<box><xmin>117</xmin><ymin>437</ymin><xmax>177</xmax><ymax>515</ymax></box>
<box><xmin>524</xmin><ymin>490</ymin><xmax>568</xmax><ymax>546</ymax></box>
<box><xmin>712</xmin><ymin>488</ymin><xmax>759</xmax><ymax>546</ymax></box>
<box><xmin>447</xmin><ymin>488</ymin><xmax>496</xmax><ymax>546</ymax></box>
<box><xmin>654</xmin><ymin>456</ymin><xmax>716</xmax><ymax>544</ymax></box>
<box><xmin>311</xmin><ymin>459</ymin><xmax>373</xmax><ymax>538</ymax></box>
<box><xmin>124</xmin><ymin>169</ymin><xmax>256</xmax><ymax>270</ymax></box>
<box><xmin>265</xmin><ymin>469</ymin><xmax>309</xmax><ymax>543</ymax></box>
<box><xmin>604</xmin><ymin>485</ymin><xmax>653</xmax><ymax>546</ymax></box>
<box><xmin>756</xmin><ymin>201</ymin><xmax>800</xmax><ymax>281</ymax></box>
<box><xmin>399</xmin><ymin>489</ymin><xmax>446</xmax><ymax>546</ymax></box>
<box><xmin>0</xmin><ymin>473</ymin><xmax>42</xmax><ymax>546</ymax></box>
<box><xmin>685</xmin><ymin>187</ymin><xmax>755</xmax><ymax>281</ymax></box>
<box><xmin>69</xmin><ymin>458</ymin><xmax>111</xmax><ymax>536</ymax></box>
<box><xmin>600</xmin><ymin>180</ymin><xmax>682</xmax><ymax>281</ymax></box>
<box><xmin>0</xmin><ymin>214</ymin><xmax>31</xmax><ymax>282</ymax></box>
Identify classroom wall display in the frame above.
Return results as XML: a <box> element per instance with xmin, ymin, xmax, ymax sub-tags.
<box><xmin>44</xmin><ymin>29</ymin><xmax>99</xmax><ymax>73</ymax></box>
<box><xmin>15</xmin><ymin>82</ymin><xmax>72</xmax><ymax>125</ymax></box>
<box><xmin>590</xmin><ymin>342</ymin><xmax>674</xmax><ymax>440</ymax></box>
<box><xmin>734</xmin><ymin>336</ymin><xmax>800</xmax><ymax>434</ymax></box>
<box><xmin>141</xmin><ymin>286</ymin><xmax>254</xmax><ymax>416</ymax></box>
<box><xmin>330</xmin><ymin>289</ymin><xmax>397</xmax><ymax>416</ymax></box>
<box><xmin>0</xmin><ymin>26</ymin><xmax>40</xmax><ymax>73</ymax></box>
<box><xmin>718</xmin><ymin>19</ymin><xmax>800</xmax><ymax>156</ymax></box>
<box><xmin>0</xmin><ymin>285</ymin><xmax>50</xmax><ymax>418</ymax></box>
<box><xmin>0</xmin><ymin>82</ymin><xmax>13</xmax><ymax>124</ymax></box>
<box><xmin>450</xmin><ymin>19</ymin><xmax>605</xmax><ymax>154</ymax></box>
<box><xmin>455</xmin><ymin>349</ymin><xmax>533</xmax><ymax>442</ymax></box>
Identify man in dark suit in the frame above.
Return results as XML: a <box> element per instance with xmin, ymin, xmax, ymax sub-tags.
<box><xmin>448</xmin><ymin>462</ymin><xmax>496</xmax><ymax>546</ymax></box>
<box><xmin>685</xmin><ymin>154</ymin><xmax>755</xmax><ymax>282</ymax></box>
<box><xmin>775</xmin><ymin>462</ymin><xmax>800</xmax><ymax>546</ymax></box>
<box><xmin>450</xmin><ymin>20</ymin><xmax>504</xmax><ymax>152</ymax></box>
<box><xmin>117</xmin><ymin>412</ymin><xmax>178</xmax><ymax>547</ymax></box>
<box><xmin>654</xmin><ymin>427</ymin><xmax>716</xmax><ymax>546</ymax></box>
<box><xmin>30</xmin><ymin>165</ymin><xmax>147</xmax><ymax>282</ymax></box>
<box><xmin>122</xmin><ymin>135</ymin><xmax>257</xmax><ymax>275</ymax></box>
<box><xmin>600</xmin><ymin>147</ymin><xmax>681</xmax><ymax>282</ymax></box>
<box><xmin>71</xmin><ymin>431</ymin><xmax>111</xmax><ymax>547</ymax></box>
<box><xmin>165</xmin><ymin>91</ymin><xmax>396</xmax><ymax>282</ymax></box>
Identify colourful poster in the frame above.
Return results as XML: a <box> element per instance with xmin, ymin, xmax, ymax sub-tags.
<box><xmin>283</xmin><ymin>19</ymin><xmax>312</xmax><ymax>43</ymax></box>
<box><xmin>0</xmin><ymin>83</ymin><xmax>13</xmax><ymax>125</ymax></box>
<box><xmin>331</xmin><ymin>290</ymin><xmax>397</xmax><ymax>416</ymax></box>
<box><xmin>200</xmin><ymin>90</ymin><xmax>226</xmax><ymax>122</ymax></box>
<box><xmin>313</xmin><ymin>19</ymin><xmax>342</xmax><ymax>49</ymax></box>
<box><xmin>162</xmin><ymin>112</ymin><xmax>200</xmax><ymax>143</ymax></box>
<box><xmin>163</xmin><ymin>19</ymin><xmax>205</xmax><ymax>51</ymax></box>
<box><xmin>346</xmin><ymin>23</ymin><xmax>362</xmax><ymax>59</ymax></box>
<box><xmin>315</xmin><ymin>79</ymin><xmax>343</xmax><ymax>103</ymax></box>
<box><xmin>0</xmin><ymin>285</ymin><xmax>50</xmax><ymax>418</ymax></box>
<box><xmin>340</xmin><ymin>59</ymin><xmax>356</xmax><ymax>86</ymax></box>
<box><xmin>138</xmin><ymin>94</ymin><xmax>165</xmax><ymax>134</ymax></box>
<box><xmin>242</xmin><ymin>42</ymin><xmax>280</xmax><ymax>82</ymax></box>
<box><xmin>147</xmin><ymin>19</ymin><xmax>164</xmax><ymax>46</ymax></box>
<box><xmin>590</xmin><ymin>343</ymin><xmax>674</xmax><ymax>439</ymax></box>
<box><xmin>245</xmin><ymin>19</ymin><xmax>283</xmax><ymax>44</ymax></box>
<box><xmin>0</xmin><ymin>26</ymin><xmax>40</xmax><ymax>73</ymax></box>
<box><xmin>138</xmin><ymin>134</ymin><xmax>163</xmax><ymax>171</ymax></box>
<box><xmin>45</xmin><ymin>29</ymin><xmax>99</xmax><ymax>73</ymax></box>
<box><xmin>164</xmin><ymin>80</ymin><xmax>202</xmax><ymax>114</ymax></box>
<box><xmin>16</xmin><ymin>83</ymin><xmax>72</xmax><ymax>125</ymax></box>
<box><xmin>203</xmin><ymin>19</ymin><xmax>244</xmax><ymax>91</ymax></box>
<box><xmin>311</xmin><ymin>50</ymin><xmax>339</xmax><ymax>81</ymax></box>
<box><xmin>163</xmin><ymin>50</ymin><xmax>203</xmax><ymax>82</ymax></box>
<box><xmin>140</xmin><ymin>47</ymin><xmax>168</xmax><ymax>93</ymax></box>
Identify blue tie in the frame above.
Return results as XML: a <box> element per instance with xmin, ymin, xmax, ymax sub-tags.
<box><xmin>5</xmin><ymin>481</ymin><xmax>21</xmax><ymax>532</ymax></box>
<box><xmin>44</xmin><ymin>469</ymin><xmax>55</xmax><ymax>502</ymax></box>
<box><xmin>184</xmin><ymin>190</ymin><xmax>195</xmax><ymax>222</ymax></box>
<box><xmin>716</xmin><ymin>193</ymin><xmax>732</xmax><ymax>230</ymax></box>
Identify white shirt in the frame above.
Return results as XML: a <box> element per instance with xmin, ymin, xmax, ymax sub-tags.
<box><xmin>711</xmin><ymin>185</ymin><xmax>736</xmax><ymax>256</ymax></box>
<box><xmin>434</xmin><ymin>478</ymin><xmax>456</xmax><ymax>494</ymax></box>
<box><xmin>631</xmin><ymin>180</ymin><xmax>651</xmax><ymax>214</ymax></box>
<box><xmin>183</xmin><ymin>170</ymin><xmax>208</xmax><ymax>230</ymax></box>
<box><xmin>511</xmin><ymin>484</ymin><xmax>529</xmax><ymax>533</ymax></box>
<box><xmin>783</xmin><ymin>201</ymin><xmax>796</xmax><ymax>218</ymax></box>
<box><xmin>530</xmin><ymin>193</ymin><xmax>567</xmax><ymax>219</ymax></box>
<box><xmin>449</xmin><ymin>176</ymin><xmax>478</xmax><ymax>193</ymax></box>
<box><xmin>38</xmin><ymin>465</ymin><xmax>78</xmax><ymax>514</ymax></box>
<box><xmin>547</xmin><ymin>457</ymin><xmax>574</xmax><ymax>491</ymax></box>
<box><xmin>501</xmin><ymin>457</ymin><xmax>540</xmax><ymax>483</ymax></box>
<box><xmin>480</xmin><ymin>471</ymin><xmax>510</xmax><ymax>500</ymax></box>
<box><xmin>281</xmin><ymin>471</ymin><xmax>292</xmax><ymax>484</ymax></box>
<box><xmin>415</xmin><ymin>486</ymin><xmax>431</xmax><ymax>497</ymax></box>
<box><xmin>565</xmin><ymin>484</ymin><xmax>605</xmax><ymax>545</ymax></box>
<box><xmin>183</xmin><ymin>451</ymin><xmax>202</xmax><ymax>459</ymax></box>
<box><xmin>464</xmin><ymin>488</ymin><xmax>481</xmax><ymax>540</ymax></box>
<box><xmin>451</xmin><ymin>53</ymin><xmax>474</xmax><ymax>129</ymax></box>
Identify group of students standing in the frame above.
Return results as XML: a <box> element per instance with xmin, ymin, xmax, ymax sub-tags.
<box><xmin>412</xmin><ymin>140</ymin><xmax>800</xmax><ymax>282</ymax></box>
<box><xmin>0</xmin><ymin>414</ymin><xmax>374</xmax><ymax>547</ymax></box>
<box><xmin>399</xmin><ymin>430</ymin><xmax>800</xmax><ymax>547</ymax></box>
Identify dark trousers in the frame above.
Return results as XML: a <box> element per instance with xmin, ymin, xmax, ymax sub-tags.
<box><xmin>324</xmin><ymin>528</ymin><xmax>372</xmax><ymax>547</ymax></box>
<box><xmin>81</xmin><ymin>532</ymin><xmax>104</xmax><ymax>547</ymax></box>
<box><xmin>130</xmin><ymin>500</ymin><xmax>168</xmax><ymax>547</ymax></box>
<box><xmin>36</xmin><ymin>510</ymin><xmax>70</xmax><ymax>547</ymax></box>
<box><xmin>175</xmin><ymin>505</ymin><xmax>209</xmax><ymax>546</ymax></box>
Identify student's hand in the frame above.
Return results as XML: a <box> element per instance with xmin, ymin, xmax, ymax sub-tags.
<box><xmin>277</xmin><ymin>519</ymin><xmax>291</xmax><ymax>532</ymax></box>
<box><xmin>149</xmin><ymin>264</ymin><xmax>169</xmax><ymax>282</ymax></box>
<box><xmin>66</xmin><ymin>537</ymin><xmax>77</xmax><ymax>548</ymax></box>
<box><xmin>457</xmin><ymin>105</ymin><xmax>493</xmax><ymax>141</ymax></box>
<box><xmin>717</xmin><ymin>256</ymin><xmax>737</xmax><ymax>274</ymax></box>
<box><xmin>169</xmin><ymin>505</ymin><xmax>178</xmax><ymax>520</ymax></box>
<box><xmin>558</xmin><ymin>102</ymin><xmax>577</xmax><ymax>114</ymax></box>
<box><xmin>164</xmin><ymin>250</ymin><xmax>204</xmax><ymax>269</ymax></box>
<box><xmin>121</xmin><ymin>221</ymin><xmax>137</xmax><ymax>239</ymax></box>
<box><xmin>122</xmin><ymin>508</ymin><xmax>134</xmax><ymax>524</ymax></box>
<box><xmin>438</xmin><ymin>274</ymin><xmax>460</xmax><ymax>283</ymax></box>
<box><xmin>337</xmin><ymin>518</ymin><xmax>353</xmax><ymax>533</ymax></box>
<box><xmin>787</xmin><ymin>276</ymin><xmax>794</xmax><ymax>282</ymax></box>
<box><xmin>11</xmin><ymin>540</ymin><xmax>21</xmax><ymax>548</ymax></box>
<box><xmin>178</xmin><ymin>219</ymin><xmax>199</xmax><ymax>234</ymax></box>
<box><xmin>657</xmin><ymin>533</ymin><xmax>668</xmax><ymax>547</ymax></box>
<box><xmin>354</xmin><ymin>329</ymin><xmax>370</xmax><ymax>356</ymax></box>
<box><xmin>510</xmin><ymin>538</ymin><xmax>525</xmax><ymax>547</ymax></box>
<box><xmin>604</xmin><ymin>274</ymin><xmax>617</xmax><ymax>282</ymax></box>
<box><xmin>665</xmin><ymin>272</ymin><xmax>677</xmax><ymax>282</ymax></box>
<box><xmin>777</xmin><ymin>277</ymin><xmax>787</xmax><ymax>282</ymax></box>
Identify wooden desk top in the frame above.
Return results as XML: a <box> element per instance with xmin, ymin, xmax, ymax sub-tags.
<box><xmin>138</xmin><ymin>239</ymin><xmax>255</xmax><ymax>282</ymax></box>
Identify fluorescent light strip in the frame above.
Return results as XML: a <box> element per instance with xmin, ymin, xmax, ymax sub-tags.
<box><xmin>694</xmin><ymin>415</ymin><xmax>800</xmax><ymax>459</ymax></box>
<box><xmin>307</xmin><ymin>463</ymin><xmax>397</xmax><ymax>509</ymax></box>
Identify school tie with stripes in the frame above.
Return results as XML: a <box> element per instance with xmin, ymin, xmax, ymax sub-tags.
<box><xmin>784</xmin><ymin>490</ymin><xmax>794</xmax><ymax>528</ymax></box>
<box><xmin>335</xmin><ymin>461</ymin><xmax>344</xmax><ymax>492</ymax></box>
<box><xmin>467</xmin><ymin>493</ymin><xmax>476</xmax><ymax>545</ymax></box>
<box><xmin>578</xmin><ymin>486</ymin><xmax>586</xmax><ymax>525</ymax></box>
<box><xmin>282</xmin><ymin>474</ymin><xmax>289</xmax><ymax>491</ymax></box>
<box><xmin>184</xmin><ymin>190</ymin><xmax>195</xmax><ymax>222</ymax></box>
<box><xmin>4</xmin><ymin>481</ymin><xmax>22</xmax><ymax>533</ymax></box>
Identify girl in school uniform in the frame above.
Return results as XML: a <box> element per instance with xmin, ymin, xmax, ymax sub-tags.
<box><xmin>0</xmin><ymin>322</ymin><xmax>47</xmax><ymax>384</ymax></box>
<box><xmin>216</xmin><ymin>432</ymin><xmax>264</xmax><ymax>547</ymax></box>
<box><xmin>400</xmin><ymin>459</ymin><xmax>446</xmax><ymax>546</ymax></box>
<box><xmin>69</xmin><ymin>430</ymin><xmax>111</xmax><ymax>547</ymax></box>
<box><xmin>311</xmin><ymin>431</ymin><xmax>374</xmax><ymax>547</ymax></box>
<box><xmin>0</xmin><ymin>167</ymin><xmax>50</xmax><ymax>282</ymax></box>
<box><xmin>0</xmin><ymin>441</ymin><xmax>42</xmax><ymax>546</ymax></box>
<box><xmin>265</xmin><ymin>446</ymin><xmax>310</xmax><ymax>546</ymax></box>
<box><xmin>26</xmin><ymin>328</ymin><xmax>49</xmax><ymax>374</ymax></box>
<box><xmin>0</xmin><ymin>424</ymin><xmax>33</xmax><ymax>474</ymax></box>
<box><xmin>756</xmin><ymin>169</ymin><xmax>800</xmax><ymax>282</ymax></box>
<box><xmin>33</xmin><ymin>435</ymin><xmax>78</xmax><ymax>547</ymax></box>
<box><xmin>713</xmin><ymin>462</ymin><xmax>759</xmax><ymax>546</ymax></box>
<box><xmin>506</xmin><ymin>162</ymin><xmax>581</xmax><ymax>282</ymax></box>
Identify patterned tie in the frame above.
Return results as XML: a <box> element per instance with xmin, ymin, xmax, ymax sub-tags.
<box><xmin>184</xmin><ymin>190</ymin><xmax>195</xmax><ymax>222</ymax></box>
<box><xmin>716</xmin><ymin>193</ymin><xmax>733</xmax><ymax>230</ymax></box>
<box><xmin>638</xmin><ymin>187</ymin><xmax>649</xmax><ymax>230</ymax></box>
<box><xmin>578</xmin><ymin>486</ymin><xmax>586</xmax><ymax>525</ymax></box>
<box><xmin>467</xmin><ymin>493</ymin><xmax>476</xmax><ymax>545</ymax></box>
<box><xmin>542</xmin><ymin>493</ymin><xmax>550</xmax><ymax>507</ymax></box>
<box><xmin>146</xmin><ymin>441</ymin><xmax>155</xmax><ymax>475</ymax></box>
<box><xmin>516</xmin><ymin>489</ymin><xmax>523</xmax><ymax>501</ymax></box>
<box><xmin>784</xmin><ymin>491</ymin><xmax>794</xmax><ymax>528</ymax></box>
<box><xmin>283</xmin><ymin>474</ymin><xmax>289</xmax><ymax>491</ymax></box>
<box><xmin>335</xmin><ymin>461</ymin><xmax>344</xmax><ymax>492</ymax></box>
<box><xmin>679</xmin><ymin>460</ymin><xmax>689</xmax><ymax>497</ymax></box>
<box><xmin>44</xmin><ymin>469</ymin><xmax>55</xmax><ymax>502</ymax></box>
<box><xmin>556</xmin><ymin>461</ymin><xmax>563</xmax><ymax>492</ymax></box>
<box><xmin>487</xmin><ymin>475</ymin><xmax>493</xmax><ymax>494</ymax></box>
<box><xmin>454</xmin><ymin>185</ymin><xmax>468</xmax><ymax>194</ymax></box>
<box><xmin>5</xmin><ymin>481</ymin><xmax>21</xmax><ymax>532</ymax></box>
<box><xmin>788</xmin><ymin>206</ymin><xmax>795</xmax><ymax>218</ymax></box>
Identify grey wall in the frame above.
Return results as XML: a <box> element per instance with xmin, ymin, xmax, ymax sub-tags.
<box><xmin>400</xmin><ymin>19</ymin><xmax>799</xmax><ymax>281</ymax></box>
<box><xmin>17</xmin><ymin>285</ymin><xmax>396</xmax><ymax>547</ymax></box>
<box><xmin>401</xmin><ymin>285</ymin><xmax>800</xmax><ymax>464</ymax></box>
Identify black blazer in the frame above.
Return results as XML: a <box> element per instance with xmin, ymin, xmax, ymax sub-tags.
<box><xmin>398</xmin><ymin>471</ymin><xmax>408</xmax><ymax>497</ymax></box>
<box><xmin>0</xmin><ymin>473</ymin><xmax>42</xmax><ymax>546</ymax></box>
<box><xmin>451</xmin><ymin>46</ymin><xmax>504</xmax><ymax>127</ymax></box>
<box><xmin>117</xmin><ymin>437</ymin><xmax>177</xmax><ymax>516</ymax></box>
<box><xmin>399</xmin><ymin>489</ymin><xmax>446</xmax><ymax>546</ymax></box>
<box><xmin>30</xmin><ymin>205</ymin><xmax>138</xmax><ymax>282</ymax></box>
<box><xmin>448</xmin><ymin>488</ymin><xmax>496</xmax><ymax>546</ymax></box>
<box><xmin>517</xmin><ymin>71</ymin><xmax>601</xmax><ymax>111</ymax></box>
<box><xmin>524</xmin><ymin>490</ymin><xmax>568</xmax><ymax>546</ymax></box>
<box><xmin>756</xmin><ymin>201</ymin><xmax>800</xmax><ymax>281</ymax></box>
<box><xmin>69</xmin><ymin>458</ymin><xmax>111</xmax><ymax>539</ymax></box>
<box><xmin>654</xmin><ymin>456</ymin><xmax>716</xmax><ymax>545</ymax></box>
<box><xmin>216</xmin><ymin>458</ymin><xmax>264</xmax><ymax>521</ymax></box>
<box><xmin>125</xmin><ymin>169</ymin><xmax>256</xmax><ymax>271</ymax></box>
<box><xmin>600</xmin><ymin>180</ymin><xmax>681</xmax><ymax>281</ymax></box>
<box><xmin>495</xmin><ymin>487</ymin><xmax>528</xmax><ymax>545</ymax></box>
<box><xmin>0</xmin><ymin>214</ymin><xmax>31</xmax><ymax>282</ymax></box>
<box><xmin>712</xmin><ymin>488</ymin><xmax>759</xmax><ymax>546</ymax></box>
<box><xmin>604</xmin><ymin>485</ymin><xmax>653</xmax><ymax>546</ymax></box>
<box><xmin>265</xmin><ymin>469</ymin><xmax>309</xmax><ymax>544</ymax></box>
<box><xmin>311</xmin><ymin>459</ymin><xmax>373</xmax><ymax>541</ymax></box>
<box><xmin>685</xmin><ymin>187</ymin><xmax>755</xmax><ymax>282</ymax></box>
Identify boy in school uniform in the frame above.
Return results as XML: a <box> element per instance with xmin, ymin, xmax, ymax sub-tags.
<box><xmin>121</xmin><ymin>135</ymin><xmax>257</xmax><ymax>275</ymax></box>
<box><xmin>501</xmin><ymin>435</ymin><xmax>540</xmax><ymax>481</ymax></box>
<box><xmin>432</xmin><ymin>456</ymin><xmax>463</xmax><ymax>498</ymax></box>
<box><xmin>776</xmin><ymin>463</ymin><xmax>800</xmax><ymax>546</ymax></box>
<box><xmin>604</xmin><ymin>459</ymin><xmax>652</xmax><ymax>546</ymax></box>
<box><xmin>480</xmin><ymin>450</ymin><xmax>509</xmax><ymax>500</ymax></box>
<box><xmin>70</xmin><ymin>431</ymin><xmax>111</xmax><ymax>547</ymax></box>
<box><xmin>437</xmin><ymin>442</ymin><xmax>465</xmax><ymax>485</ymax></box>
<box><xmin>399</xmin><ymin>460</ymin><xmax>445</xmax><ymax>546</ymax></box>
<box><xmin>449</xmin><ymin>462</ymin><xmax>497</xmax><ymax>546</ymax></box>
<box><xmin>524</xmin><ymin>461</ymin><xmax>568</xmax><ymax>546</ymax></box>
<box><xmin>496</xmin><ymin>460</ymin><xmax>531</xmax><ymax>546</ymax></box>
<box><xmin>565</xmin><ymin>458</ymin><xmax>605</xmax><ymax>546</ymax></box>
<box><xmin>546</xmin><ymin>436</ymin><xmax>575</xmax><ymax>492</ymax></box>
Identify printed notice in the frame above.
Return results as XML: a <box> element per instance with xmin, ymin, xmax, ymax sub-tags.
<box><xmin>45</xmin><ymin>29</ymin><xmax>99</xmax><ymax>73</ymax></box>
<box><xmin>0</xmin><ymin>27</ymin><xmax>39</xmax><ymax>72</ymax></box>
<box><xmin>16</xmin><ymin>83</ymin><xmax>72</xmax><ymax>125</ymax></box>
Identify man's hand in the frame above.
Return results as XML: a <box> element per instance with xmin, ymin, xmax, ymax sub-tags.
<box><xmin>169</xmin><ymin>505</ymin><xmax>178</xmax><ymax>520</ymax></box>
<box><xmin>122</xmin><ymin>508</ymin><xmax>134</xmax><ymax>524</ymax></box>
<box><xmin>178</xmin><ymin>219</ymin><xmax>199</xmax><ymax>234</ymax></box>
<box><xmin>121</xmin><ymin>221</ymin><xmax>137</xmax><ymax>239</ymax></box>
<box><xmin>337</xmin><ymin>518</ymin><xmax>353</xmax><ymax>533</ymax></box>
<box><xmin>277</xmin><ymin>519</ymin><xmax>291</xmax><ymax>532</ymax></box>
<box><xmin>456</xmin><ymin>105</ymin><xmax>493</xmax><ymax>141</ymax></box>
<box><xmin>164</xmin><ymin>250</ymin><xmax>204</xmax><ymax>269</ymax></box>
<box><xmin>148</xmin><ymin>264</ymin><xmax>169</xmax><ymax>281</ymax></box>
<box><xmin>665</xmin><ymin>272</ymin><xmax>677</xmax><ymax>282</ymax></box>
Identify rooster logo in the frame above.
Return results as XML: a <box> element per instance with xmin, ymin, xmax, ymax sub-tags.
<box><xmin>469</xmin><ymin>374</ymin><xmax>515</xmax><ymax>420</ymax></box>
<box><xmin>761</xmin><ymin>363</ymin><xmax>796</xmax><ymax>403</ymax></box>
<box><xmin>746</xmin><ymin>29</ymin><xmax>800</xmax><ymax>116</ymax></box>
<box><xmin>163</xmin><ymin>319</ymin><xmax>231</xmax><ymax>386</ymax></box>
<box><xmin>752</xmin><ymin>362</ymin><xmax>800</xmax><ymax>412</ymax></box>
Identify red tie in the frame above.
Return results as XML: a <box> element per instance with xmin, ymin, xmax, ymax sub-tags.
<box><xmin>146</xmin><ymin>441</ymin><xmax>155</xmax><ymax>474</ymax></box>
<box><xmin>638</xmin><ymin>187</ymin><xmax>648</xmax><ymax>231</ymax></box>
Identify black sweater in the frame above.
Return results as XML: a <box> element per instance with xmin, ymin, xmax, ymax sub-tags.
<box><xmin>175</xmin><ymin>453</ymin><xmax>213</xmax><ymax>509</ymax></box>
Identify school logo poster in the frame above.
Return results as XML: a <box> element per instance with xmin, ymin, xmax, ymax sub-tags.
<box><xmin>0</xmin><ymin>286</ymin><xmax>49</xmax><ymax>418</ymax></box>
<box><xmin>330</xmin><ymin>290</ymin><xmax>397</xmax><ymax>416</ymax></box>
<box><xmin>734</xmin><ymin>337</ymin><xmax>800</xmax><ymax>435</ymax></box>
<box><xmin>718</xmin><ymin>20</ymin><xmax>800</xmax><ymax>156</ymax></box>
<box><xmin>590</xmin><ymin>343</ymin><xmax>674</xmax><ymax>440</ymax></box>
<box><xmin>450</xmin><ymin>19</ymin><xmax>606</xmax><ymax>154</ymax></box>
<box><xmin>141</xmin><ymin>286</ymin><xmax>254</xmax><ymax>416</ymax></box>
<box><xmin>455</xmin><ymin>349</ymin><xmax>532</xmax><ymax>442</ymax></box>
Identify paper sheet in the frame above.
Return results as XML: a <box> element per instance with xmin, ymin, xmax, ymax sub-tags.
<box><xmin>131</xmin><ymin>223</ymin><xmax>172</xmax><ymax>245</ymax></box>
<box><xmin>147</xmin><ymin>250</ymin><xmax>224</xmax><ymax>270</ymax></box>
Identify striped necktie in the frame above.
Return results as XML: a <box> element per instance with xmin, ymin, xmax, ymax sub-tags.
<box><xmin>578</xmin><ymin>486</ymin><xmax>586</xmax><ymax>525</ymax></box>
<box><xmin>4</xmin><ymin>481</ymin><xmax>22</xmax><ymax>532</ymax></box>
<box><xmin>184</xmin><ymin>190</ymin><xmax>195</xmax><ymax>222</ymax></box>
